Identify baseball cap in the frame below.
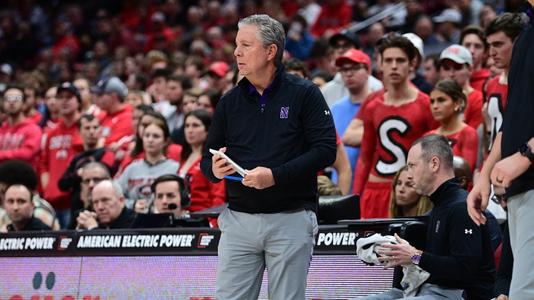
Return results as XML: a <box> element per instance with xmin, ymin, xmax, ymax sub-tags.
<box><xmin>335</xmin><ymin>49</ymin><xmax>371</xmax><ymax>70</ymax></box>
<box><xmin>402</xmin><ymin>33</ymin><xmax>424</xmax><ymax>59</ymax></box>
<box><xmin>440</xmin><ymin>44</ymin><xmax>473</xmax><ymax>66</ymax></box>
<box><xmin>329</xmin><ymin>29</ymin><xmax>360</xmax><ymax>49</ymax></box>
<box><xmin>57</xmin><ymin>81</ymin><xmax>81</xmax><ymax>102</ymax></box>
<box><xmin>208</xmin><ymin>61</ymin><xmax>230</xmax><ymax>78</ymax></box>
<box><xmin>90</xmin><ymin>77</ymin><xmax>128</xmax><ymax>98</ymax></box>
<box><xmin>433</xmin><ymin>9</ymin><xmax>462</xmax><ymax>24</ymax></box>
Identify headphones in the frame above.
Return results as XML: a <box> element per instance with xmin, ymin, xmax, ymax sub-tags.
<box><xmin>150</xmin><ymin>174</ymin><xmax>191</xmax><ymax>208</ymax></box>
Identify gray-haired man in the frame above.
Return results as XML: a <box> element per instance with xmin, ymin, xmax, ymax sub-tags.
<box><xmin>201</xmin><ymin>14</ymin><xmax>337</xmax><ymax>300</ymax></box>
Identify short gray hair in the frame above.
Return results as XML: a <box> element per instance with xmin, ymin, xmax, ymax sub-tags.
<box><xmin>94</xmin><ymin>180</ymin><xmax>123</xmax><ymax>199</ymax></box>
<box><xmin>238</xmin><ymin>14</ymin><xmax>285</xmax><ymax>66</ymax></box>
<box><xmin>413</xmin><ymin>134</ymin><xmax>454</xmax><ymax>170</ymax></box>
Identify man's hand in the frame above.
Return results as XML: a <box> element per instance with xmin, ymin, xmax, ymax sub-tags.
<box><xmin>496</xmin><ymin>294</ymin><xmax>508</xmax><ymax>300</ymax></box>
<box><xmin>491</xmin><ymin>152</ymin><xmax>530</xmax><ymax>190</ymax></box>
<box><xmin>467</xmin><ymin>175</ymin><xmax>491</xmax><ymax>226</ymax></box>
<box><xmin>134</xmin><ymin>199</ymin><xmax>148</xmax><ymax>214</ymax></box>
<box><xmin>76</xmin><ymin>210</ymin><xmax>98</xmax><ymax>230</ymax></box>
<box><xmin>242</xmin><ymin>167</ymin><xmax>275</xmax><ymax>189</ymax></box>
<box><xmin>377</xmin><ymin>234</ymin><xmax>418</xmax><ymax>268</ymax></box>
<box><xmin>212</xmin><ymin>147</ymin><xmax>238</xmax><ymax>179</ymax></box>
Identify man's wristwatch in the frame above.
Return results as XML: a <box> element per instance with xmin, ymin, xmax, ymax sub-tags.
<box><xmin>519</xmin><ymin>142</ymin><xmax>534</xmax><ymax>163</ymax></box>
<box><xmin>411</xmin><ymin>250</ymin><xmax>423</xmax><ymax>265</ymax></box>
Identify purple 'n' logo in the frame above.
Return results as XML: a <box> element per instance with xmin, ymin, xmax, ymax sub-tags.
<box><xmin>280</xmin><ymin>106</ymin><xmax>289</xmax><ymax>119</ymax></box>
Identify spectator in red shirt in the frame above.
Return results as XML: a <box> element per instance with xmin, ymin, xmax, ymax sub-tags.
<box><xmin>91</xmin><ymin>77</ymin><xmax>134</xmax><ymax>150</ymax></box>
<box><xmin>460</xmin><ymin>26</ymin><xmax>490</xmax><ymax>92</ymax></box>
<box><xmin>179</xmin><ymin>109</ymin><xmax>225</xmax><ymax>213</ymax></box>
<box><xmin>0</xmin><ymin>85</ymin><xmax>42</xmax><ymax>169</ymax></box>
<box><xmin>439</xmin><ymin>44</ymin><xmax>483</xmax><ymax>129</ymax></box>
<box><xmin>426</xmin><ymin>80</ymin><xmax>478</xmax><ymax>171</ymax></box>
<box><xmin>353</xmin><ymin>36</ymin><xmax>435</xmax><ymax>219</ymax></box>
<box><xmin>40</xmin><ymin>82</ymin><xmax>83</xmax><ymax>228</ymax></box>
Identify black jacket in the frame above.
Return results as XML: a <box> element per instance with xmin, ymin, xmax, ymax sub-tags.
<box><xmin>501</xmin><ymin>16</ymin><xmax>534</xmax><ymax>197</ymax></box>
<box><xmin>98</xmin><ymin>207</ymin><xmax>135</xmax><ymax>229</ymax></box>
<box><xmin>201</xmin><ymin>67</ymin><xmax>337</xmax><ymax>213</ymax></box>
<box><xmin>419</xmin><ymin>179</ymin><xmax>495</xmax><ymax>300</ymax></box>
<box><xmin>7</xmin><ymin>216</ymin><xmax>52</xmax><ymax>232</ymax></box>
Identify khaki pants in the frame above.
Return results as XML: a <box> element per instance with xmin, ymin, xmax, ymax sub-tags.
<box><xmin>507</xmin><ymin>189</ymin><xmax>534</xmax><ymax>299</ymax></box>
<box><xmin>216</xmin><ymin>208</ymin><xmax>318</xmax><ymax>300</ymax></box>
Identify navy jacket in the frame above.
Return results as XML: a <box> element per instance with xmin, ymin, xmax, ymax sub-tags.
<box><xmin>201</xmin><ymin>67</ymin><xmax>337</xmax><ymax>213</ymax></box>
<box><xmin>502</xmin><ymin>14</ymin><xmax>534</xmax><ymax>197</ymax></box>
<box><xmin>419</xmin><ymin>179</ymin><xmax>495</xmax><ymax>300</ymax></box>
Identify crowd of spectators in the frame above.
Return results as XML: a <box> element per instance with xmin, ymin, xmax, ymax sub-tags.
<box><xmin>0</xmin><ymin>0</ymin><xmax>519</xmax><ymax>218</ymax></box>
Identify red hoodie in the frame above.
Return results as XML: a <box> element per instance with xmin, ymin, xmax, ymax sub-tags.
<box><xmin>40</xmin><ymin>119</ymin><xmax>83</xmax><ymax>209</ymax></box>
<box><xmin>0</xmin><ymin>119</ymin><xmax>42</xmax><ymax>169</ymax></box>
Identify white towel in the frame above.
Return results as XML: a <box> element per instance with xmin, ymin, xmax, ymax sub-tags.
<box><xmin>356</xmin><ymin>233</ymin><xmax>430</xmax><ymax>297</ymax></box>
<box><xmin>356</xmin><ymin>233</ymin><xmax>397</xmax><ymax>266</ymax></box>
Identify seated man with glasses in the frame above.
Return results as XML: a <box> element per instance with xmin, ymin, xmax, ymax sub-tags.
<box><xmin>76</xmin><ymin>179</ymin><xmax>135</xmax><ymax>230</ymax></box>
<box><xmin>321</xmin><ymin>30</ymin><xmax>383</xmax><ymax>107</ymax></box>
<box><xmin>68</xmin><ymin>162</ymin><xmax>111</xmax><ymax>229</ymax></box>
<box><xmin>331</xmin><ymin>49</ymin><xmax>373</xmax><ymax>191</ymax></box>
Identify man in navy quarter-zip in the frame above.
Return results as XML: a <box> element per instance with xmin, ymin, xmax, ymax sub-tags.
<box><xmin>200</xmin><ymin>14</ymin><xmax>336</xmax><ymax>300</ymax></box>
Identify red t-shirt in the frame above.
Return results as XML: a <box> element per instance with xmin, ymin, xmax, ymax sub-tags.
<box><xmin>40</xmin><ymin>119</ymin><xmax>83</xmax><ymax>209</ymax></box>
<box><xmin>179</xmin><ymin>157</ymin><xmax>226</xmax><ymax>213</ymax></box>
<box><xmin>355</xmin><ymin>90</ymin><xmax>385</xmax><ymax>121</ymax></box>
<box><xmin>464</xmin><ymin>89</ymin><xmax>483</xmax><ymax>129</ymax></box>
<box><xmin>470</xmin><ymin>68</ymin><xmax>491</xmax><ymax>92</ymax></box>
<box><xmin>485</xmin><ymin>76</ymin><xmax>508</xmax><ymax>151</ymax></box>
<box><xmin>426</xmin><ymin>125</ymin><xmax>479</xmax><ymax>171</ymax></box>
<box><xmin>353</xmin><ymin>91</ymin><xmax>435</xmax><ymax>195</ymax></box>
<box><xmin>99</xmin><ymin>105</ymin><xmax>134</xmax><ymax>147</ymax></box>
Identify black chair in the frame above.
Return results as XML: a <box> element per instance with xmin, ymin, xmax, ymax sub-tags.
<box><xmin>318</xmin><ymin>194</ymin><xmax>360</xmax><ymax>224</ymax></box>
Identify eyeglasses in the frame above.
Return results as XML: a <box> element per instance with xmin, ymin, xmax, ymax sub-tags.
<box><xmin>4</xmin><ymin>95</ymin><xmax>23</xmax><ymax>102</ymax></box>
<box><xmin>339</xmin><ymin>64</ymin><xmax>367</xmax><ymax>74</ymax></box>
<box><xmin>82</xmin><ymin>177</ymin><xmax>108</xmax><ymax>185</ymax></box>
